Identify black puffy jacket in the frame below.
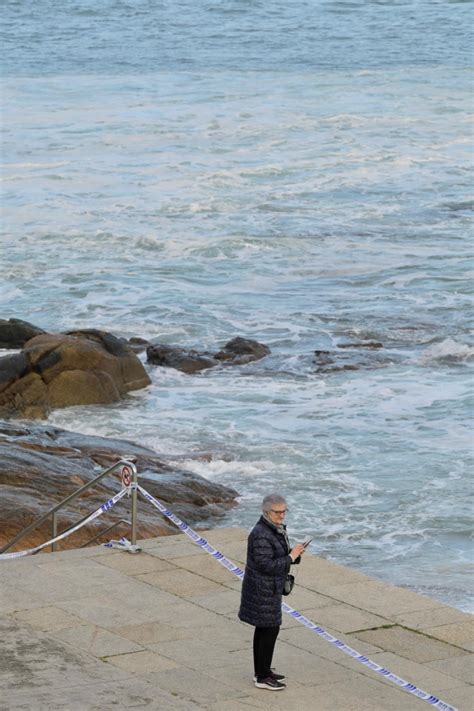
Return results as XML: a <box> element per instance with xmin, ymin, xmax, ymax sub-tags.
<box><xmin>238</xmin><ymin>515</ymin><xmax>293</xmax><ymax>628</ymax></box>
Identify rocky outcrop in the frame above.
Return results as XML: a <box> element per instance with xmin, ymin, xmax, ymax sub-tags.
<box><xmin>0</xmin><ymin>319</ymin><xmax>46</xmax><ymax>348</ymax></box>
<box><xmin>0</xmin><ymin>330</ymin><xmax>151</xmax><ymax>419</ymax></box>
<box><xmin>146</xmin><ymin>344</ymin><xmax>217</xmax><ymax>374</ymax></box>
<box><xmin>214</xmin><ymin>337</ymin><xmax>271</xmax><ymax>364</ymax></box>
<box><xmin>314</xmin><ymin>341</ymin><xmax>392</xmax><ymax>373</ymax></box>
<box><xmin>146</xmin><ymin>337</ymin><xmax>270</xmax><ymax>373</ymax></box>
<box><xmin>0</xmin><ymin>421</ymin><xmax>238</xmax><ymax>554</ymax></box>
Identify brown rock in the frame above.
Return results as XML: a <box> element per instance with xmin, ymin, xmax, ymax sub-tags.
<box><xmin>214</xmin><ymin>337</ymin><xmax>271</xmax><ymax>364</ymax></box>
<box><xmin>147</xmin><ymin>336</ymin><xmax>271</xmax><ymax>373</ymax></box>
<box><xmin>0</xmin><ymin>330</ymin><xmax>151</xmax><ymax>419</ymax></box>
<box><xmin>0</xmin><ymin>422</ymin><xmax>238</xmax><ymax>554</ymax></box>
<box><xmin>146</xmin><ymin>343</ymin><xmax>217</xmax><ymax>373</ymax></box>
<box><xmin>337</xmin><ymin>341</ymin><xmax>384</xmax><ymax>349</ymax></box>
<box><xmin>127</xmin><ymin>337</ymin><xmax>152</xmax><ymax>354</ymax></box>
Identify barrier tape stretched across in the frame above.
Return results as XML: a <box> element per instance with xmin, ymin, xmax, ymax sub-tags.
<box><xmin>137</xmin><ymin>484</ymin><xmax>457</xmax><ymax>711</ymax></box>
<box><xmin>0</xmin><ymin>488</ymin><xmax>130</xmax><ymax>560</ymax></box>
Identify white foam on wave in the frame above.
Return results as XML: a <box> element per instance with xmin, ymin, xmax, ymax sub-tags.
<box><xmin>177</xmin><ymin>457</ymin><xmax>274</xmax><ymax>482</ymax></box>
<box><xmin>419</xmin><ymin>338</ymin><xmax>474</xmax><ymax>364</ymax></box>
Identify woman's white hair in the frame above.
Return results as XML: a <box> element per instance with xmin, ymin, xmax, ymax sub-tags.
<box><xmin>262</xmin><ymin>493</ymin><xmax>286</xmax><ymax>512</ymax></box>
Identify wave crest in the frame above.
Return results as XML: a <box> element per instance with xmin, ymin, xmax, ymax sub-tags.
<box><xmin>420</xmin><ymin>338</ymin><xmax>474</xmax><ymax>364</ymax></box>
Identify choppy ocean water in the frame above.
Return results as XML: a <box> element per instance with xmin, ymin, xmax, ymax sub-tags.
<box><xmin>2</xmin><ymin>0</ymin><xmax>473</xmax><ymax>610</ymax></box>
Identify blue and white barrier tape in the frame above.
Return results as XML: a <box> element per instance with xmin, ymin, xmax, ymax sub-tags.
<box><xmin>138</xmin><ymin>484</ymin><xmax>458</xmax><ymax>711</ymax></box>
<box><xmin>103</xmin><ymin>536</ymin><xmax>141</xmax><ymax>553</ymax></box>
<box><xmin>0</xmin><ymin>488</ymin><xmax>129</xmax><ymax>560</ymax></box>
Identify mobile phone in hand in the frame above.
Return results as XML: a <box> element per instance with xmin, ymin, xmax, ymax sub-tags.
<box><xmin>302</xmin><ymin>535</ymin><xmax>313</xmax><ymax>548</ymax></box>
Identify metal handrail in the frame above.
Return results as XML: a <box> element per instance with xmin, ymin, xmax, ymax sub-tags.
<box><xmin>0</xmin><ymin>458</ymin><xmax>139</xmax><ymax>554</ymax></box>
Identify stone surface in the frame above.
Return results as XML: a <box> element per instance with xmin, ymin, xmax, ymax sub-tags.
<box><xmin>0</xmin><ymin>329</ymin><xmax>151</xmax><ymax>418</ymax></box>
<box><xmin>146</xmin><ymin>343</ymin><xmax>218</xmax><ymax>373</ymax></box>
<box><xmin>0</xmin><ymin>318</ymin><xmax>46</xmax><ymax>348</ymax></box>
<box><xmin>319</xmin><ymin>577</ymin><xmax>446</xmax><ymax>616</ymax></box>
<box><xmin>104</xmin><ymin>649</ymin><xmax>179</xmax><ymax>673</ymax></box>
<box><xmin>423</xmin><ymin>621</ymin><xmax>474</xmax><ymax>649</ymax></box>
<box><xmin>213</xmin><ymin>337</ymin><xmax>271</xmax><ymax>365</ymax></box>
<box><xmin>392</xmin><ymin>606</ymin><xmax>473</xmax><ymax>630</ymax></box>
<box><xmin>300</xmin><ymin>602</ymin><xmax>390</xmax><ymax>633</ymax></box>
<box><xmin>313</xmin><ymin>341</ymin><xmax>396</xmax><ymax>374</ymax></box>
<box><xmin>0</xmin><ymin>421</ymin><xmax>238</xmax><ymax>553</ymax></box>
<box><xmin>11</xmin><ymin>606</ymin><xmax>87</xmax><ymax>632</ymax></box>
<box><xmin>428</xmin><ymin>684</ymin><xmax>474</xmax><ymax>710</ymax></box>
<box><xmin>0</xmin><ymin>529</ymin><xmax>471</xmax><ymax>711</ymax></box>
<box><xmin>355</xmin><ymin>625</ymin><xmax>467</xmax><ymax>663</ymax></box>
<box><xmin>425</xmin><ymin>654</ymin><xmax>474</xmax><ymax>684</ymax></box>
<box><xmin>147</xmin><ymin>336</ymin><xmax>271</xmax><ymax>373</ymax></box>
<box><xmin>136</xmin><ymin>568</ymin><xmax>225</xmax><ymax>596</ymax></box>
<box><xmin>52</xmin><ymin>624</ymin><xmax>143</xmax><ymax>657</ymax></box>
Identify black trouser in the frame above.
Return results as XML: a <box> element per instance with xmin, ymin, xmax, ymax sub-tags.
<box><xmin>253</xmin><ymin>625</ymin><xmax>280</xmax><ymax>680</ymax></box>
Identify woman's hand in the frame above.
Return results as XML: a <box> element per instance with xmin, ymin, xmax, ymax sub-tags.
<box><xmin>289</xmin><ymin>543</ymin><xmax>306</xmax><ymax>562</ymax></box>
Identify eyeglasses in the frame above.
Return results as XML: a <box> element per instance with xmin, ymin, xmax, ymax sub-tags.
<box><xmin>270</xmin><ymin>508</ymin><xmax>288</xmax><ymax>515</ymax></box>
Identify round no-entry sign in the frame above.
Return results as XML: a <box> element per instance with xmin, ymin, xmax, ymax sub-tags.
<box><xmin>121</xmin><ymin>465</ymin><xmax>132</xmax><ymax>487</ymax></box>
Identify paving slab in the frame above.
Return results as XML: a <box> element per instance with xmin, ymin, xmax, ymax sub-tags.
<box><xmin>188</xmin><ymin>588</ymin><xmax>242</xmax><ymax>615</ymax></box>
<box><xmin>298</xmin><ymin>601</ymin><xmax>390</xmax><ymax>633</ymax></box>
<box><xmin>296</xmin><ymin>555</ymin><xmax>374</xmax><ymax>589</ymax></box>
<box><xmin>114</xmin><ymin>619</ymin><xmax>191</xmax><ymax>645</ymax></box>
<box><xmin>92</xmin><ymin>550</ymin><xmax>177</xmax><ymax>575</ymax></box>
<box><xmin>0</xmin><ymin>616</ymin><xmax>125</xmax><ymax>692</ymax></box>
<box><xmin>280</xmin><ymin>624</ymin><xmax>383</xmax><ymax>660</ymax></box>
<box><xmin>0</xmin><ymin>676</ymin><xmax>203</xmax><ymax>711</ymax></box>
<box><xmin>104</xmin><ymin>649</ymin><xmax>180</xmax><ymax>673</ymax></box>
<box><xmin>365</xmin><ymin>651</ymin><xmax>467</xmax><ymax>691</ymax></box>
<box><xmin>0</xmin><ymin>529</ymin><xmax>472</xmax><ymax>711</ymax></box>
<box><xmin>280</xmin><ymin>585</ymin><xmax>337</xmax><ymax>611</ymax></box>
<box><xmin>52</xmin><ymin>623</ymin><xmax>144</xmax><ymax>657</ymax></box>
<box><xmin>145</xmin><ymin>541</ymin><xmax>208</xmax><ymax>559</ymax></box>
<box><xmin>171</xmin><ymin>552</ymin><xmax>244</xmax><ymax>585</ymax></box>
<box><xmin>320</xmin><ymin>579</ymin><xmax>447</xmax><ymax>617</ymax></box>
<box><xmin>36</xmin><ymin>558</ymin><xmax>133</xmax><ymax>587</ymax></box>
<box><xmin>55</xmin><ymin>593</ymin><xmax>162</xmax><ymax>629</ymax></box>
<box><xmin>423</xmin><ymin>621</ymin><xmax>474</xmax><ymax>649</ymax></box>
<box><xmin>428</xmin><ymin>684</ymin><xmax>474</xmax><ymax>710</ymax></box>
<box><xmin>393</xmin><ymin>606</ymin><xmax>473</xmax><ymax>630</ymax></box>
<box><xmin>198</xmin><ymin>527</ymin><xmax>249</xmax><ymax>545</ymax></box>
<box><xmin>0</xmin><ymin>583</ymin><xmax>51</xmax><ymax>615</ymax></box>
<box><xmin>190</xmin><ymin>619</ymin><xmax>254</xmax><ymax>647</ymax></box>
<box><xmin>136</xmin><ymin>568</ymin><xmax>225</xmax><ymax>596</ymax></box>
<box><xmin>355</xmin><ymin>625</ymin><xmax>468</xmax><ymax>663</ymax></box>
<box><xmin>11</xmin><ymin>606</ymin><xmax>88</xmax><ymax>632</ymax></box>
<box><xmin>141</xmin><ymin>667</ymin><xmax>248</xmax><ymax>705</ymax></box>
<box><xmin>148</xmin><ymin>637</ymin><xmax>250</xmax><ymax>670</ymax></box>
<box><xmin>425</xmin><ymin>654</ymin><xmax>474</xmax><ymax>684</ymax></box>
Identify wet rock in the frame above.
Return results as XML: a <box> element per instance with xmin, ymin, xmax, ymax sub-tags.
<box><xmin>0</xmin><ymin>422</ymin><xmax>238</xmax><ymax>554</ymax></box>
<box><xmin>313</xmin><ymin>350</ymin><xmax>335</xmax><ymax>367</ymax></box>
<box><xmin>214</xmin><ymin>337</ymin><xmax>271</xmax><ymax>364</ymax></box>
<box><xmin>337</xmin><ymin>341</ymin><xmax>384</xmax><ymax>349</ymax></box>
<box><xmin>0</xmin><ymin>319</ymin><xmax>46</xmax><ymax>349</ymax></box>
<box><xmin>147</xmin><ymin>337</ymin><xmax>271</xmax><ymax>373</ymax></box>
<box><xmin>146</xmin><ymin>343</ymin><xmax>218</xmax><ymax>373</ymax></box>
<box><xmin>313</xmin><ymin>343</ymin><xmax>393</xmax><ymax>374</ymax></box>
<box><xmin>0</xmin><ymin>330</ymin><xmax>151</xmax><ymax>419</ymax></box>
<box><xmin>126</xmin><ymin>337</ymin><xmax>152</xmax><ymax>354</ymax></box>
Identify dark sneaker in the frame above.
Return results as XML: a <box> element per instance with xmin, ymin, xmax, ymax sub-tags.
<box><xmin>253</xmin><ymin>671</ymin><xmax>286</xmax><ymax>682</ymax></box>
<box><xmin>255</xmin><ymin>676</ymin><xmax>286</xmax><ymax>690</ymax></box>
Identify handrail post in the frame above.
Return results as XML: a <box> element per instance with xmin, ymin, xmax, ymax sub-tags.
<box><xmin>131</xmin><ymin>463</ymin><xmax>138</xmax><ymax>548</ymax></box>
<box><xmin>51</xmin><ymin>512</ymin><xmax>57</xmax><ymax>552</ymax></box>
<box><xmin>0</xmin><ymin>457</ymin><xmax>142</xmax><ymax>556</ymax></box>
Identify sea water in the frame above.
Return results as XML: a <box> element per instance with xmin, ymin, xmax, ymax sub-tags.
<box><xmin>2</xmin><ymin>0</ymin><xmax>473</xmax><ymax>611</ymax></box>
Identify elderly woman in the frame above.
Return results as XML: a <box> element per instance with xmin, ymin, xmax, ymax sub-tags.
<box><xmin>238</xmin><ymin>493</ymin><xmax>306</xmax><ymax>690</ymax></box>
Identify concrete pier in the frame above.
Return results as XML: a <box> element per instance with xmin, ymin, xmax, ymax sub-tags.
<box><xmin>1</xmin><ymin>528</ymin><xmax>472</xmax><ymax>710</ymax></box>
